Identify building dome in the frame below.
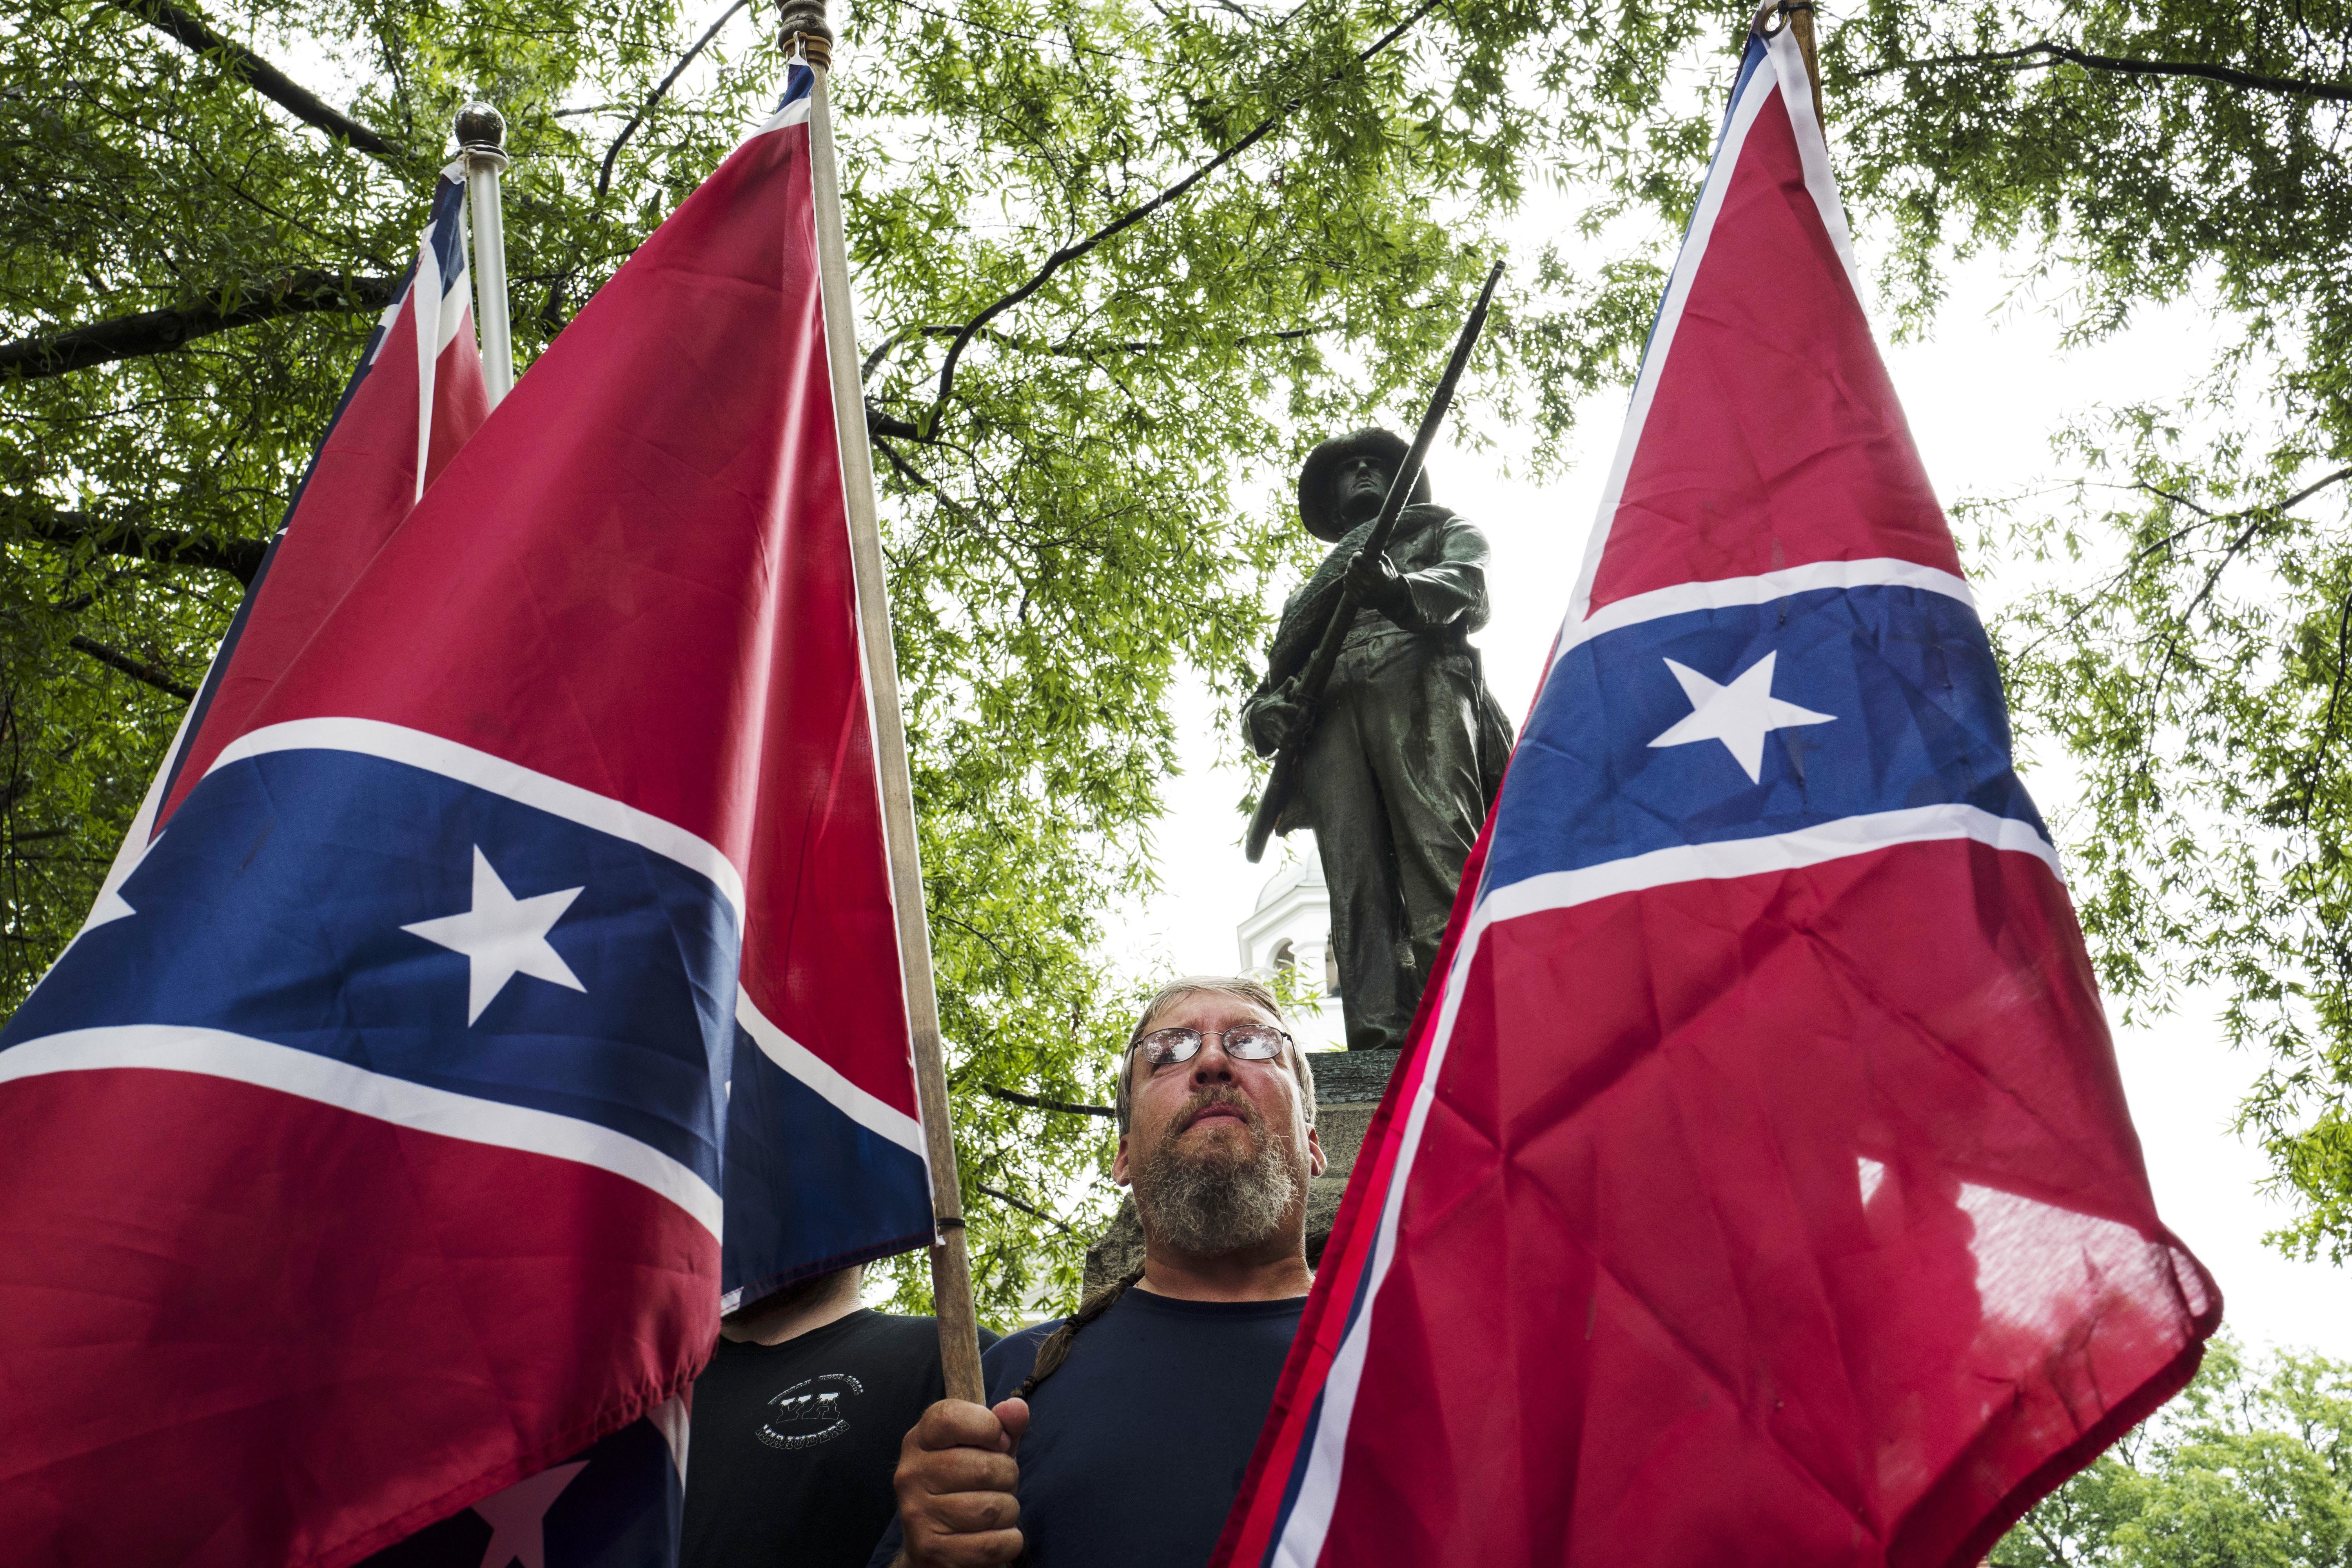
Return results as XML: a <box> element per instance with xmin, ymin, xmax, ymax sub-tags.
<box><xmin>1250</xmin><ymin>851</ymin><xmax>1326</xmax><ymax>913</ymax></box>
<box><xmin>1237</xmin><ymin>840</ymin><xmax>1343</xmax><ymax>1049</ymax></box>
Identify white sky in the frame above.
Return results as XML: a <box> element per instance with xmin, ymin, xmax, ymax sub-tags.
<box><xmin>1100</xmin><ymin>236</ymin><xmax>2352</xmax><ymax>1362</ymax></box>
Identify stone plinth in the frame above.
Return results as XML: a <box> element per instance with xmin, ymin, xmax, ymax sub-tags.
<box><xmin>1080</xmin><ymin>1048</ymin><xmax>1402</xmax><ymax>1294</ymax></box>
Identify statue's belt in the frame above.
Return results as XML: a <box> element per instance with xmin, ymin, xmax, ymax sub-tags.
<box><xmin>1338</xmin><ymin>616</ymin><xmax>1474</xmax><ymax>654</ymax></box>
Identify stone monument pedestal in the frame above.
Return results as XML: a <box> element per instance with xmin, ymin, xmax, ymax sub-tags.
<box><xmin>1081</xmin><ymin>1047</ymin><xmax>1402</xmax><ymax>1294</ymax></box>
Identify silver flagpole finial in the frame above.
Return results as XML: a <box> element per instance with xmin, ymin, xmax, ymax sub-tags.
<box><xmin>776</xmin><ymin>0</ymin><xmax>833</xmax><ymax>67</ymax></box>
<box><xmin>454</xmin><ymin>103</ymin><xmax>506</xmax><ymax>161</ymax></box>
<box><xmin>454</xmin><ymin>100</ymin><xmax>516</xmax><ymax>404</ymax></box>
<box><xmin>454</xmin><ymin>101</ymin><xmax>507</xmax><ymax>160</ymax></box>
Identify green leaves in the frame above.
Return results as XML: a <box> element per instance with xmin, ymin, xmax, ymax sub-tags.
<box><xmin>1994</xmin><ymin>1342</ymin><xmax>2352</xmax><ymax>1568</ymax></box>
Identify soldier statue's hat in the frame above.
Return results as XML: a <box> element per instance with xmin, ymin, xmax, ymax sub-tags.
<box><xmin>1297</xmin><ymin>427</ymin><xmax>1432</xmax><ymax>543</ymax></box>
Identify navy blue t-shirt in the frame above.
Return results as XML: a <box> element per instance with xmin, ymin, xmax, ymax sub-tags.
<box><xmin>867</xmin><ymin>1289</ymin><xmax>1306</xmax><ymax>1567</ymax></box>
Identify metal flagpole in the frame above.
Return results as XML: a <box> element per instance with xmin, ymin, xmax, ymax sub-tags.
<box><xmin>455</xmin><ymin>101</ymin><xmax>516</xmax><ymax>405</ymax></box>
<box><xmin>781</xmin><ymin>0</ymin><xmax>989</xmax><ymax>1407</ymax></box>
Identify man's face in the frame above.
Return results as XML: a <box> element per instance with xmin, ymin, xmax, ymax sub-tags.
<box><xmin>1332</xmin><ymin>453</ymin><xmax>1394</xmax><ymax>527</ymax></box>
<box><xmin>1112</xmin><ymin>991</ymin><xmax>1325</xmax><ymax>1255</ymax></box>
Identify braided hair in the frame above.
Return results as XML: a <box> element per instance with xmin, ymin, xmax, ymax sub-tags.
<box><xmin>1015</xmin><ymin>1265</ymin><xmax>1145</xmax><ymax>1400</ymax></box>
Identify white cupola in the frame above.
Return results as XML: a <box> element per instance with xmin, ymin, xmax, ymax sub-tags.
<box><xmin>1236</xmin><ymin>838</ymin><xmax>1345</xmax><ymax>1051</ymax></box>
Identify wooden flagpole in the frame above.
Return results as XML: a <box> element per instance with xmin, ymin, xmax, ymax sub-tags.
<box><xmin>782</xmin><ymin>0</ymin><xmax>988</xmax><ymax>1407</ymax></box>
<box><xmin>1773</xmin><ymin>0</ymin><xmax>1827</xmax><ymax>130</ymax></box>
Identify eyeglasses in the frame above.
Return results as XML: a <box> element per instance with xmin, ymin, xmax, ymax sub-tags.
<box><xmin>1132</xmin><ymin>1025</ymin><xmax>1292</xmax><ymax>1068</ymax></box>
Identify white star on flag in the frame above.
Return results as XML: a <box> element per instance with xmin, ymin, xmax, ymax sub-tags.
<box><xmin>403</xmin><ymin>846</ymin><xmax>586</xmax><ymax>1024</ymax></box>
<box><xmin>471</xmin><ymin>1459</ymin><xmax>588</xmax><ymax>1568</ymax></box>
<box><xmin>1648</xmin><ymin>650</ymin><xmax>1835</xmax><ymax>783</ymax></box>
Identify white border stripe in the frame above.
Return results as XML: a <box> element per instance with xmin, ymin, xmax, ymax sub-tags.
<box><xmin>0</xmin><ymin>1025</ymin><xmax>724</xmax><ymax>1238</ymax></box>
<box><xmin>412</xmin><ymin>230</ymin><xmax>442</xmax><ymax>504</ymax></box>
<box><xmin>756</xmin><ymin>93</ymin><xmax>813</xmax><ymax>135</ymax></box>
<box><xmin>1276</xmin><ymin>915</ymin><xmax>1473</xmax><ymax>1565</ymax></box>
<box><xmin>1555</xmin><ymin>53</ymin><xmax>1779</xmax><ymax>648</ymax></box>
<box><xmin>1481</xmin><ymin>804</ymin><xmax>2062</xmax><ymax>926</ymax></box>
<box><xmin>1769</xmin><ymin>32</ymin><xmax>1867</xmax><ymax>305</ymax></box>
<box><xmin>1561</xmin><ymin>557</ymin><xmax>1975</xmax><ymax>650</ymax></box>
<box><xmin>735</xmin><ymin>987</ymin><xmax>927</xmax><ymax>1159</ymax></box>
<box><xmin>806</xmin><ymin>68</ymin><xmax>941</xmax><ymax>1208</ymax></box>
<box><xmin>207</xmin><ymin>718</ymin><xmax>746</xmax><ymax>920</ymax></box>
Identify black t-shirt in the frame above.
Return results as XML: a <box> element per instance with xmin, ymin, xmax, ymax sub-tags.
<box><xmin>684</xmin><ymin>1309</ymin><xmax>998</xmax><ymax>1568</ymax></box>
<box><xmin>867</xmin><ymin>1290</ymin><xmax>1307</xmax><ymax>1568</ymax></box>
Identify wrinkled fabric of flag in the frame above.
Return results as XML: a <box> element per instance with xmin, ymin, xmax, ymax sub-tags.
<box><xmin>0</xmin><ymin>65</ymin><xmax>934</xmax><ymax>1568</ymax></box>
<box><xmin>1213</xmin><ymin>27</ymin><xmax>2219</xmax><ymax>1568</ymax></box>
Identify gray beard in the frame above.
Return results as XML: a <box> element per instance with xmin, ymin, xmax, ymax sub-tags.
<box><xmin>1133</xmin><ymin>1112</ymin><xmax>1304</xmax><ymax>1258</ymax></box>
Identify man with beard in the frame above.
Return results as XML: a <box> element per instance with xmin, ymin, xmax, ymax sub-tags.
<box><xmin>867</xmin><ymin>976</ymin><xmax>1323</xmax><ymax>1568</ymax></box>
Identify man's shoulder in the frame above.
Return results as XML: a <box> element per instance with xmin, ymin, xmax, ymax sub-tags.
<box><xmin>846</xmin><ymin>1310</ymin><xmax>1005</xmax><ymax>1351</ymax></box>
<box><xmin>976</xmin><ymin>1318</ymin><xmax>1060</xmax><ymax>1394</ymax></box>
<box><xmin>1410</xmin><ymin>501</ymin><xmax>1484</xmax><ymax>537</ymax></box>
<box><xmin>984</xmin><ymin>1318</ymin><xmax>1059</xmax><ymax>1363</ymax></box>
<box><xmin>1398</xmin><ymin>501</ymin><xmax>1483</xmax><ymax>544</ymax></box>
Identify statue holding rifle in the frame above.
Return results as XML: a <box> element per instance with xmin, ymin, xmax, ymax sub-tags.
<box><xmin>1244</xmin><ymin>336</ymin><xmax>1519</xmax><ymax>1062</ymax></box>
<box><xmin>1242</xmin><ymin>269</ymin><xmax>1513</xmax><ymax>1052</ymax></box>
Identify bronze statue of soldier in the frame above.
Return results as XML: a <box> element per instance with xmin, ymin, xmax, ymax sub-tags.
<box><xmin>1242</xmin><ymin>429</ymin><xmax>1515</xmax><ymax>1051</ymax></box>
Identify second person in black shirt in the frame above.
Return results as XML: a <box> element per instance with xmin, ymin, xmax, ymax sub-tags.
<box><xmin>685</xmin><ymin>1263</ymin><xmax>997</xmax><ymax>1568</ymax></box>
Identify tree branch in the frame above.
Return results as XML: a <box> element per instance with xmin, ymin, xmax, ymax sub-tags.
<box><xmin>2275</xmin><ymin>465</ymin><xmax>2352</xmax><ymax>515</ymax></box>
<box><xmin>0</xmin><ymin>271</ymin><xmax>401</xmax><ymax>381</ymax></box>
<box><xmin>539</xmin><ymin>0</ymin><xmax>757</xmax><ymax>332</ymax></box>
<box><xmin>2300</xmin><ymin>588</ymin><xmax>2352</xmax><ymax>824</ymax></box>
<box><xmin>2014</xmin><ymin>467</ymin><xmax>2352</xmax><ymax>661</ymax></box>
<box><xmin>2024</xmin><ymin>1509</ymin><xmax>2079</xmax><ymax>1567</ymax></box>
<box><xmin>103</xmin><ymin>0</ymin><xmax>408</xmax><ymax>156</ymax></box>
<box><xmin>597</xmin><ymin>0</ymin><xmax>757</xmax><ymax>201</ymax></box>
<box><xmin>2140</xmin><ymin>472</ymin><xmax>2352</xmax><ymax>698</ymax></box>
<box><xmin>926</xmin><ymin>0</ymin><xmax>1443</xmax><ymax>428</ymax></box>
<box><xmin>1866</xmin><ymin>39</ymin><xmax>2352</xmax><ymax>102</ymax></box>
<box><xmin>976</xmin><ymin>1182</ymin><xmax>1079</xmax><ymax>1234</ymax></box>
<box><xmin>982</xmin><ymin>1084</ymin><xmax>1117</xmax><ymax>1119</ymax></box>
<box><xmin>869</xmin><ymin>405</ymin><xmax>927</xmax><ymax>442</ymax></box>
<box><xmin>8</xmin><ymin>501</ymin><xmax>267</xmax><ymax>585</ymax></box>
<box><xmin>2172</xmin><ymin>466</ymin><xmax>2352</xmax><ymax>628</ymax></box>
<box><xmin>67</xmin><ymin>635</ymin><xmax>196</xmax><ymax>700</ymax></box>
<box><xmin>898</xmin><ymin>318</ymin><xmax>1331</xmax><ymax>365</ymax></box>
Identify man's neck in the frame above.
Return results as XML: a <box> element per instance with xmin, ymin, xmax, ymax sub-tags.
<box><xmin>719</xmin><ymin>1275</ymin><xmax>864</xmax><ymax>1346</ymax></box>
<box><xmin>1135</xmin><ymin>1236</ymin><xmax>1313</xmax><ymax>1303</ymax></box>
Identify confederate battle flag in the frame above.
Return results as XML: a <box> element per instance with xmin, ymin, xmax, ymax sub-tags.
<box><xmin>0</xmin><ymin>64</ymin><xmax>933</xmax><ymax>1568</ymax></box>
<box><xmin>1214</xmin><ymin>21</ymin><xmax>2219</xmax><ymax>1568</ymax></box>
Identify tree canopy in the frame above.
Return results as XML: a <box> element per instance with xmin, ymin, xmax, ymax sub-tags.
<box><xmin>1817</xmin><ymin>0</ymin><xmax>2352</xmax><ymax>1262</ymax></box>
<box><xmin>5</xmin><ymin>0</ymin><xmax>2351</xmax><ymax>1315</ymax></box>
<box><xmin>1993</xmin><ymin>1341</ymin><xmax>2352</xmax><ymax>1567</ymax></box>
